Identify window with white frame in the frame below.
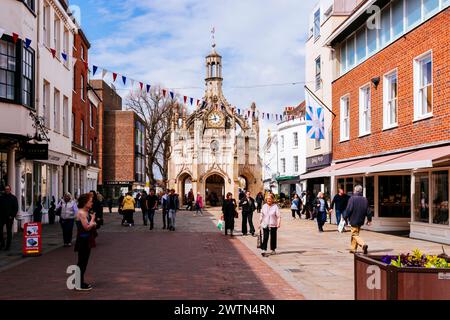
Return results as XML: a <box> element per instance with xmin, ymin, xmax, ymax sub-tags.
<box><xmin>383</xmin><ymin>71</ymin><xmax>398</xmax><ymax>128</ymax></box>
<box><xmin>315</xmin><ymin>56</ymin><xmax>321</xmax><ymax>90</ymax></box>
<box><xmin>355</xmin><ymin>27</ymin><xmax>366</xmax><ymax>63</ymax></box>
<box><xmin>293</xmin><ymin>132</ymin><xmax>298</xmax><ymax>147</ymax></box>
<box><xmin>281</xmin><ymin>158</ymin><xmax>286</xmax><ymax>174</ymax></box>
<box><xmin>43</xmin><ymin>81</ymin><xmax>50</xmax><ymax>127</ymax></box>
<box><xmin>54</xmin><ymin>15</ymin><xmax>60</xmax><ymax>54</ymax></box>
<box><xmin>392</xmin><ymin>0</ymin><xmax>404</xmax><ymax>38</ymax></box>
<box><xmin>0</xmin><ymin>39</ymin><xmax>16</xmax><ymax>101</ymax></box>
<box><xmin>53</xmin><ymin>88</ymin><xmax>60</xmax><ymax>133</ymax></box>
<box><xmin>293</xmin><ymin>156</ymin><xmax>299</xmax><ymax>173</ymax></box>
<box><xmin>313</xmin><ymin>9</ymin><xmax>320</xmax><ymax>39</ymax></box>
<box><xmin>63</xmin><ymin>28</ymin><xmax>69</xmax><ymax>67</ymax></box>
<box><xmin>340</xmin><ymin>96</ymin><xmax>350</xmax><ymax>141</ymax></box>
<box><xmin>359</xmin><ymin>85</ymin><xmax>371</xmax><ymax>135</ymax></box>
<box><xmin>43</xmin><ymin>2</ymin><xmax>50</xmax><ymax>47</ymax></box>
<box><xmin>63</xmin><ymin>96</ymin><xmax>69</xmax><ymax>136</ymax></box>
<box><xmin>380</xmin><ymin>5</ymin><xmax>391</xmax><ymax>47</ymax></box>
<box><xmin>414</xmin><ymin>52</ymin><xmax>433</xmax><ymax>119</ymax></box>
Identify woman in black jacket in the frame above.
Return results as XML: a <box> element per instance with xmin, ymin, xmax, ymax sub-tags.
<box><xmin>222</xmin><ymin>192</ymin><xmax>237</xmax><ymax>236</ymax></box>
<box><xmin>315</xmin><ymin>192</ymin><xmax>330</xmax><ymax>232</ymax></box>
<box><xmin>89</xmin><ymin>191</ymin><xmax>103</xmax><ymax>229</ymax></box>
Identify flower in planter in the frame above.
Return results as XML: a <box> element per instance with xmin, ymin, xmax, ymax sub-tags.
<box><xmin>385</xmin><ymin>249</ymin><xmax>449</xmax><ymax>268</ymax></box>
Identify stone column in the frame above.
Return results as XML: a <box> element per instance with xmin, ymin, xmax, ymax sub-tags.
<box><xmin>69</xmin><ymin>164</ymin><xmax>74</xmax><ymax>195</ymax></box>
<box><xmin>7</xmin><ymin>147</ymin><xmax>16</xmax><ymax>194</ymax></box>
<box><xmin>64</xmin><ymin>164</ymin><xmax>69</xmax><ymax>195</ymax></box>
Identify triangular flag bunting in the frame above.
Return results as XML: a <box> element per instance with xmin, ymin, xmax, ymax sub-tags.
<box><xmin>25</xmin><ymin>38</ymin><xmax>32</xmax><ymax>48</ymax></box>
<box><xmin>262</xmin><ymin>112</ymin><xmax>265</xmax><ymax>118</ymax></box>
<box><xmin>169</xmin><ymin>91</ymin><xmax>174</xmax><ymax>100</ymax></box>
<box><xmin>146</xmin><ymin>84</ymin><xmax>151</xmax><ymax>93</ymax></box>
<box><xmin>183</xmin><ymin>96</ymin><xmax>187</xmax><ymax>104</ymax></box>
<box><xmin>12</xmin><ymin>33</ymin><xmax>19</xmax><ymax>44</ymax></box>
<box><xmin>190</xmin><ymin>97</ymin><xmax>193</xmax><ymax>105</ymax></box>
<box><xmin>61</xmin><ymin>52</ymin><xmax>67</xmax><ymax>61</ymax></box>
<box><xmin>113</xmin><ymin>73</ymin><xmax>118</xmax><ymax>82</ymax></box>
<box><xmin>102</xmin><ymin>69</ymin><xmax>107</xmax><ymax>79</ymax></box>
<box><xmin>139</xmin><ymin>82</ymin><xmax>143</xmax><ymax>91</ymax></box>
<box><xmin>93</xmin><ymin>65</ymin><xmax>98</xmax><ymax>76</ymax></box>
<box><xmin>122</xmin><ymin>76</ymin><xmax>127</xmax><ymax>85</ymax></box>
<box><xmin>238</xmin><ymin>109</ymin><xmax>241</xmax><ymax>114</ymax></box>
<box><xmin>50</xmin><ymin>48</ymin><xmax>56</xmax><ymax>58</ymax></box>
<box><xmin>196</xmin><ymin>99</ymin><xmax>200</xmax><ymax>106</ymax></box>
<box><xmin>162</xmin><ymin>89</ymin><xmax>167</xmax><ymax>97</ymax></box>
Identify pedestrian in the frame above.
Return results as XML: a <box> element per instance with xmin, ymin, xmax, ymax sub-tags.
<box><xmin>33</xmin><ymin>196</ymin><xmax>43</xmax><ymax>223</ymax></box>
<box><xmin>259</xmin><ymin>193</ymin><xmax>281</xmax><ymax>257</ymax></box>
<box><xmin>140</xmin><ymin>190</ymin><xmax>148</xmax><ymax>226</ymax></box>
<box><xmin>147</xmin><ymin>189</ymin><xmax>158</xmax><ymax>230</ymax></box>
<box><xmin>121</xmin><ymin>192</ymin><xmax>136</xmax><ymax>227</ymax></box>
<box><xmin>118</xmin><ymin>194</ymin><xmax>125</xmax><ymax>224</ymax></box>
<box><xmin>90</xmin><ymin>191</ymin><xmax>103</xmax><ymax>230</ymax></box>
<box><xmin>238</xmin><ymin>188</ymin><xmax>245</xmax><ymax>201</ymax></box>
<box><xmin>346</xmin><ymin>185</ymin><xmax>372</xmax><ymax>254</ymax></box>
<box><xmin>301</xmin><ymin>191</ymin><xmax>313</xmax><ymax>219</ymax></box>
<box><xmin>222</xmin><ymin>192</ymin><xmax>237</xmax><ymax>236</ymax></box>
<box><xmin>255</xmin><ymin>192</ymin><xmax>264</xmax><ymax>213</ymax></box>
<box><xmin>239</xmin><ymin>190</ymin><xmax>256</xmax><ymax>236</ymax></box>
<box><xmin>57</xmin><ymin>193</ymin><xmax>78</xmax><ymax>247</ymax></box>
<box><xmin>290</xmin><ymin>194</ymin><xmax>302</xmax><ymax>219</ymax></box>
<box><xmin>48</xmin><ymin>196</ymin><xmax>56</xmax><ymax>225</ymax></box>
<box><xmin>315</xmin><ymin>192</ymin><xmax>330</xmax><ymax>232</ymax></box>
<box><xmin>194</xmin><ymin>192</ymin><xmax>204</xmax><ymax>216</ymax></box>
<box><xmin>135</xmin><ymin>192</ymin><xmax>141</xmax><ymax>209</ymax></box>
<box><xmin>0</xmin><ymin>185</ymin><xmax>18</xmax><ymax>251</ymax></box>
<box><xmin>161</xmin><ymin>190</ymin><xmax>169</xmax><ymax>229</ymax></box>
<box><xmin>330</xmin><ymin>188</ymin><xmax>350</xmax><ymax>226</ymax></box>
<box><xmin>167</xmin><ymin>189</ymin><xmax>179</xmax><ymax>231</ymax></box>
<box><xmin>107</xmin><ymin>198</ymin><xmax>113</xmax><ymax>214</ymax></box>
<box><xmin>186</xmin><ymin>189</ymin><xmax>194</xmax><ymax>211</ymax></box>
<box><xmin>74</xmin><ymin>193</ymin><xmax>97</xmax><ymax>291</ymax></box>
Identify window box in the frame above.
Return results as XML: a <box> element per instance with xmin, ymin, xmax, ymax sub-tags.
<box><xmin>355</xmin><ymin>253</ymin><xmax>450</xmax><ymax>300</ymax></box>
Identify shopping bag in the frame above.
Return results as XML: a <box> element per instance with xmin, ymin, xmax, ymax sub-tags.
<box><xmin>338</xmin><ymin>217</ymin><xmax>346</xmax><ymax>233</ymax></box>
<box><xmin>217</xmin><ymin>219</ymin><xmax>224</xmax><ymax>231</ymax></box>
<box><xmin>256</xmin><ymin>230</ymin><xmax>262</xmax><ymax>248</ymax></box>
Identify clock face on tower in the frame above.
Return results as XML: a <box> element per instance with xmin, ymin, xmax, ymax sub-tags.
<box><xmin>207</xmin><ymin>111</ymin><xmax>225</xmax><ymax>127</ymax></box>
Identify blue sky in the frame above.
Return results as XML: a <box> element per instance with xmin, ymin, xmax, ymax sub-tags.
<box><xmin>70</xmin><ymin>0</ymin><xmax>317</xmax><ymax>121</ymax></box>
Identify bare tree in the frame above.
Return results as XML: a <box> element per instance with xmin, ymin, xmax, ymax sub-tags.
<box><xmin>126</xmin><ymin>88</ymin><xmax>180</xmax><ymax>188</ymax></box>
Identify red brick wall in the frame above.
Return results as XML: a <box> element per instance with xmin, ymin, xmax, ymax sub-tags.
<box><xmin>72</xmin><ymin>33</ymin><xmax>97</xmax><ymax>162</ymax></box>
<box><xmin>103</xmin><ymin>111</ymin><xmax>135</xmax><ymax>182</ymax></box>
<box><xmin>332</xmin><ymin>9</ymin><xmax>450</xmax><ymax>161</ymax></box>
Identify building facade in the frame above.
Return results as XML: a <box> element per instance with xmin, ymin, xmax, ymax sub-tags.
<box><xmin>318</xmin><ymin>0</ymin><xmax>449</xmax><ymax>243</ymax></box>
<box><xmin>167</xmin><ymin>45</ymin><xmax>263</xmax><ymax>205</ymax></box>
<box><xmin>263</xmin><ymin>129</ymin><xmax>279</xmax><ymax>194</ymax></box>
<box><xmin>303</xmin><ymin>0</ymin><xmax>358</xmax><ymax>199</ymax></box>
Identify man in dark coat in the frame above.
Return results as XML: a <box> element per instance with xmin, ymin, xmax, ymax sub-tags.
<box><xmin>330</xmin><ymin>188</ymin><xmax>350</xmax><ymax>225</ymax></box>
<box><xmin>239</xmin><ymin>191</ymin><xmax>256</xmax><ymax>236</ymax></box>
<box><xmin>0</xmin><ymin>185</ymin><xmax>19</xmax><ymax>250</ymax></box>
<box><xmin>346</xmin><ymin>185</ymin><xmax>372</xmax><ymax>254</ymax></box>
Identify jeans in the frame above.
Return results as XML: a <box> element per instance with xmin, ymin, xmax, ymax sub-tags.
<box><xmin>261</xmin><ymin>227</ymin><xmax>278</xmax><ymax>251</ymax></box>
<box><xmin>148</xmin><ymin>209</ymin><xmax>155</xmax><ymax>228</ymax></box>
<box><xmin>142</xmin><ymin>209</ymin><xmax>148</xmax><ymax>225</ymax></box>
<box><xmin>196</xmin><ymin>207</ymin><xmax>203</xmax><ymax>215</ymax></box>
<box><xmin>335</xmin><ymin>209</ymin><xmax>345</xmax><ymax>225</ymax></box>
<box><xmin>0</xmin><ymin>218</ymin><xmax>14</xmax><ymax>249</ymax></box>
<box><xmin>77</xmin><ymin>237</ymin><xmax>91</xmax><ymax>286</ymax></box>
<box><xmin>60</xmin><ymin>218</ymin><xmax>74</xmax><ymax>244</ymax></box>
<box><xmin>168</xmin><ymin>209</ymin><xmax>176</xmax><ymax>229</ymax></box>
<box><xmin>241</xmin><ymin>211</ymin><xmax>255</xmax><ymax>235</ymax></box>
<box><xmin>316</xmin><ymin>211</ymin><xmax>327</xmax><ymax>231</ymax></box>
<box><xmin>162</xmin><ymin>208</ymin><xmax>169</xmax><ymax>228</ymax></box>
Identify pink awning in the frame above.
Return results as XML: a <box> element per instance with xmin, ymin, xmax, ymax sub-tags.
<box><xmin>301</xmin><ymin>145</ymin><xmax>450</xmax><ymax>179</ymax></box>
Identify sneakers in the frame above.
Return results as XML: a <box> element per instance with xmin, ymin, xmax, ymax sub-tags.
<box><xmin>363</xmin><ymin>244</ymin><xmax>368</xmax><ymax>255</ymax></box>
<box><xmin>270</xmin><ymin>250</ymin><xmax>276</xmax><ymax>255</ymax></box>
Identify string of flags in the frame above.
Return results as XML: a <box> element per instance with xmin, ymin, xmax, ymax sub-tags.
<box><xmin>0</xmin><ymin>26</ymin><xmax>301</xmax><ymax>123</ymax></box>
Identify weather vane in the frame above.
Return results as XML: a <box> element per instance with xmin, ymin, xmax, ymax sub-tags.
<box><xmin>211</xmin><ymin>26</ymin><xmax>216</xmax><ymax>49</ymax></box>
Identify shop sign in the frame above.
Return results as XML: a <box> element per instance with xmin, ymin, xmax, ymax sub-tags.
<box><xmin>306</xmin><ymin>153</ymin><xmax>332</xmax><ymax>170</ymax></box>
<box><xmin>105</xmin><ymin>181</ymin><xmax>133</xmax><ymax>185</ymax></box>
<box><xmin>23</xmin><ymin>222</ymin><xmax>42</xmax><ymax>257</ymax></box>
<box><xmin>23</xmin><ymin>144</ymin><xmax>48</xmax><ymax>160</ymax></box>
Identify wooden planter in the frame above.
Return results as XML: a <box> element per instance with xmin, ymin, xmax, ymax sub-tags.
<box><xmin>354</xmin><ymin>254</ymin><xmax>450</xmax><ymax>300</ymax></box>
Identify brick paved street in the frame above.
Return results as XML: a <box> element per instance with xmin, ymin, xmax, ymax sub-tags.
<box><xmin>0</xmin><ymin>206</ymin><xmax>448</xmax><ymax>300</ymax></box>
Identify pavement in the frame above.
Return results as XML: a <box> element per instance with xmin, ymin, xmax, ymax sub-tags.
<box><xmin>0</xmin><ymin>206</ymin><xmax>448</xmax><ymax>300</ymax></box>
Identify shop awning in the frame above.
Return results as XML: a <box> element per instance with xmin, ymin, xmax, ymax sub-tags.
<box><xmin>301</xmin><ymin>145</ymin><xmax>450</xmax><ymax>179</ymax></box>
<box><xmin>276</xmin><ymin>175</ymin><xmax>299</xmax><ymax>183</ymax></box>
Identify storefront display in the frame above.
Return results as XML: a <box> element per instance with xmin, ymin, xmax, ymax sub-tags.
<box><xmin>431</xmin><ymin>171</ymin><xmax>448</xmax><ymax>225</ymax></box>
<box><xmin>379</xmin><ymin>175</ymin><xmax>411</xmax><ymax>218</ymax></box>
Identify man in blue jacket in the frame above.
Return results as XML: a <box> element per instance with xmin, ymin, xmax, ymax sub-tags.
<box><xmin>346</xmin><ymin>185</ymin><xmax>372</xmax><ymax>254</ymax></box>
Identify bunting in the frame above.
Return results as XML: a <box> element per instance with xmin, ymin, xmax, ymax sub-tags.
<box><xmin>61</xmin><ymin>52</ymin><xmax>68</xmax><ymax>61</ymax></box>
<box><xmin>12</xmin><ymin>33</ymin><xmax>19</xmax><ymax>44</ymax></box>
<box><xmin>112</xmin><ymin>73</ymin><xmax>118</xmax><ymax>82</ymax></box>
<box><xmin>25</xmin><ymin>38</ymin><xmax>32</xmax><ymax>48</ymax></box>
<box><xmin>122</xmin><ymin>75</ymin><xmax>127</xmax><ymax>85</ymax></box>
<box><xmin>146</xmin><ymin>84</ymin><xmax>151</xmax><ymax>93</ymax></box>
<box><xmin>50</xmin><ymin>48</ymin><xmax>56</xmax><ymax>58</ymax></box>
<box><xmin>93</xmin><ymin>65</ymin><xmax>98</xmax><ymax>76</ymax></box>
<box><xmin>139</xmin><ymin>82</ymin><xmax>143</xmax><ymax>91</ymax></box>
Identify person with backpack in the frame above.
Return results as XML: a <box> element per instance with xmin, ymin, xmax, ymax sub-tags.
<box><xmin>121</xmin><ymin>192</ymin><xmax>136</xmax><ymax>227</ymax></box>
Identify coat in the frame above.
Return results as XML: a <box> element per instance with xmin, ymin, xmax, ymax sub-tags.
<box><xmin>346</xmin><ymin>192</ymin><xmax>372</xmax><ymax>227</ymax></box>
<box><xmin>222</xmin><ymin>199</ymin><xmax>237</xmax><ymax>230</ymax></box>
<box><xmin>239</xmin><ymin>197</ymin><xmax>256</xmax><ymax>213</ymax></box>
<box><xmin>122</xmin><ymin>195</ymin><xmax>136</xmax><ymax>211</ymax></box>
<box><xmin>196</xmin><ymin>195</ymin><xmax>204</xmax><ymax>209</ymax></box>
<box><xmin>0</xmin><ymin>193</ymin><xmax>18</xmax><ymax>221</ymax></box>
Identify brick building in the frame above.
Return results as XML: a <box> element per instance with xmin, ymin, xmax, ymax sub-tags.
<box><xmin>310</xmin><ymin>0</ymin><xmax>450</xmax><ymax>243</ymax></box>
<box><xmin>65</xmin><ymin>28</ymin><xmax>99</xmax><ymax>197</ymax></box>
<box><xmin>91</xmin><ymin>80</ymin><xmax>146</xmax><ymax>202</ymax></box>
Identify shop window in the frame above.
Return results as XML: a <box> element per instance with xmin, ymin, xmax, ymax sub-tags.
<box><xmin>414</xmin><ymin>172</ymin><xmax>429</xmax><ymax>223</ymax></box>
<box><xmin>366</xmin><ymin>176</ymin><xmax>375</xmax><ymax>215</ymax></box>
<box><xmin>431</xmin><ymin>171</ymin><xmax>448</xmax><ymax>225</ymax></box>
<box><xmin>379</xmin><ymin>175</ymin><xmax>411</xmax><ymax>218</ymax></box>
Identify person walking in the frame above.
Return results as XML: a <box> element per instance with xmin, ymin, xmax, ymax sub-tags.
<box><xmin>107</xmin><ymin>198</ymin><xmax>113</xmax><ymax>214</ymax></box>
<box><xmin>346</xmin><ymin>185</ymin><xmax>372</xmax><ymax>254</ymax></box>
<box><xmin>290</xmin><ymin>194</ymin><xmax>302</xmax><ymax>219</ymax></box>
<box><xmin>48</xmin><ymin>196</ymin><xmax>56</xmax><ymax>225</ymax></box>
<box><xmin>239</xmin><ymin>191</ymin><xmax>256</xmax><ymax>236</ymax></box>
<box><xmin>121</xmin><ymin>192</ymin><xmax>136</xmax><ymax>227</ymax></box>
<box><xmin>57</xmin><ymin>193</ymin><xmax>78</xmax><ymax>247</ymax></box>
<box><xmin>0</xmin><ymin>185</ymin><xmax>18</xmax><ymax>251</ymax></box>
<box><xmin>255</xmin><ymin>192</ymin><xmax>264</xmax><ymax>213</ymax></box>
<box><xmin>147</xmin><ymin>189</ymin><xmax>158</xmax><ymax>230</ymax></box>
<box><xmin>135</xmin><ymin>192</ymin><xmax>141</xmax><ymax>209</ymax></box>
<box><xmin>167</xmin><ymin>189</ymin><xmax>179</xmax><ymax>231</ymax></box>
<box><xmin>194</xmin><ymin>192</ymin><xmax>204</xmax><ymax>216</ymax></box>
<box><xmin>330</xmin><ymin>188</ymin><xmax>350</xmax><ymax>226</ymax></box>
<box><xmin>140</xmin><ymin>190</ymin><xmax>148</xmax><ymax>226</ymax></box>
<box><xmin>33</xmin><ymin>196</ymin><xmax>43</xmax><ymax>223</ymax></box>
<box><xmin>161</xmin><ymin>190</ymin><xmax>169</xmax><ymax>229</ymax></box>
<box><xmin>315</xmin><ymin>192</ymin><xmax>330</xmax><ymax>232</ymax></box>
<box><xmin>222</xmin><ymin>192</ymin><xmax>237</xmax><ymax>236</ymax></box>
<box><xmin>118</xmin><ymin>194</ymin><xmax>125</xmax><ymax>224</ymax></box>
<box><xmin>301</xmin><ymin>191</ymin><xmax>313</xmax><ymax>219</ymax></box>
<box><xmin>186</xmin><ymin>189</ymin><xmax>194</xmax><ymax>211</ymax></box>
<box><xmin>74</xmin><ymin>193</ymin><xmax>97</xmax><ymax>291</ymax></box>
<box><xmin>90</xmin><ymin>191</ymin><xmax>103</xmax><ymax>230</ymax></box>
<box><xmin>260</xmin><ymin>194</ymin><xmax>281</xmax><ymax>257</ymax></box>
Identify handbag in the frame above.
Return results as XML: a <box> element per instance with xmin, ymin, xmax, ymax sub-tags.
<box><xmin>55</xmin><ymin>207</ymin><xmax>62</xmax><ymax>216</ymax></box>
<box><xmin>234</xmin><ymin>210</ymin><xmax>239</xmax><ymax>219</ymax></box>
<box><xmin>256</xmin><ymin>229</ymin><xmax>262</xmax><ymax>248</ymax></box>
<box><xmin>338</xmin><ymin>217</ymin><xmax>346</xmax><ymax>233</ymax></box>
